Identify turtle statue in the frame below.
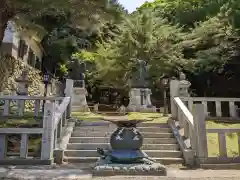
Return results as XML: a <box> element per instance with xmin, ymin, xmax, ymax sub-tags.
<box><xmin>96</xmin><ymin>119</ymin><xmax>156</xmax><ymax>164</ymax></box>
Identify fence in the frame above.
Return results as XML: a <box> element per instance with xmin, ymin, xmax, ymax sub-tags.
<box><xmin>0</xmin><ymin>96</ymin><xmax>64</xmax><ymax>117</ymax></box>
<box><xmin>173</xmin><ymin>96</ymin><xmax>240</xmax><ymax>166</ymax></box>
<box><xmin>0</xmin><ymin>96</ymin><xmax>71</xmax><ymax>165</ymax></box>
<box><xmin>180</xmin><ymin>97</ymin><xmax>240</xmax><ymax>121</ymax></box>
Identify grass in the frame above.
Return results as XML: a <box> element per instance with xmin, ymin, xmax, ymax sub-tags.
<box><xmin>0</xmin><ymin>110</ymin><xmax>42</xmax><ymax>154</ymax></box>
<box><xmin>1</xmin><ymin>110</ymin><xmax>240</xmax><ymax>158</ymax></box>
<box><xmin>72</xmin><ymin>112</ymin><xmax>170</xmax><ymax>123</ymax></box>
<box><xmin>206</xmin><ymin>121</ymin><xmax>240</xmax><ymax>157</ymax></box>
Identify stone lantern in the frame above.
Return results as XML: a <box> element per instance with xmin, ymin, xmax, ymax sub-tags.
<box><xmin>15</xmin><ymin>69</ymin><xmax>32</xmax><ymax>116</ymax></box>
<box><xmin>15</xmin><ymin>69</ymin><xmax>31</xmax><ymax>96</ymax></box>
<box><xmin>178</xmin><ymin>72</ymin><xmax>191</xmax><ymax>97</ymax></box>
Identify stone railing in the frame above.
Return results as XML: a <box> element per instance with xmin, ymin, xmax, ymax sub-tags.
<box><xmin>0</xmin><ymin>96</ymin><xmax>64</xmax><ymax>117</ymax></box>
<box><xmin>180</xmin><ymin>97</ymin><xmax>240</xmax><ymax>120</ymax></box>
<box><xmin>202</xmin><ymin>128</ymin><xmax>240</xmax><ymax>164</ymax></box>
<box><xmin>171</xmin><ymin>97</ymin><xmax>196</xmax><ymax>165</ymax></box>
<box><xmin>0</xmin><ymin>96</ymin><xmax>71</xmax><ymax>165</ymax></box>
<box><xmin>172</xmin><ymin>97</ymin><xmax>240</xmax><ymax>166</ymax></box>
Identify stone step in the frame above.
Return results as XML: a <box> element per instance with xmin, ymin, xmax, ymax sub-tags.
<box><xmin>67</xmin><ymin>143</ymin><xmax>180</xmax><ymax>151</ymax></box>
<box><xmin>76</xmin><ymin>122</ymin><xmax>169</xmax><ymax>128</ymax></box>
<box><xmin>71</xmin><ymin>131</ymin><xmax>174</xmax><ymax>138</ymax></box>
<box><xmin>137</xmin><ymin>123</ymin><xmax>169</xmax><ymax>128</ymax></box>
<box><xmin>69</xmin><ymin>137</ymin><xmax>177</xmax><ymax>144</ymax></box>
<box><xmin>64</xmin><ymin>157</ymin><xmax>184</xmax><ymax>165</ymax></box>
<box><xmin>74</xmin><ymin>126</ymin><xmax>172</xmax><ymax>133</ymax></box>
<box><xmin>64</xmin><ymin>150</ymin><xmax>182</xmax><ymax>158</ymax></box>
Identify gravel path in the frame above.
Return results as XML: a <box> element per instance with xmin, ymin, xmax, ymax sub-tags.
<box><xmin>1</xmin><ymin>165</ymin><xmax>240</xmax><ymax>180</ymax></box>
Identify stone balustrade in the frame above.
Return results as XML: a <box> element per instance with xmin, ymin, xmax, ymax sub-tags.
<box><xmin>180</xmin><ymin>97</ymin><xmax>240</xmax><ymax>119</ymax></box>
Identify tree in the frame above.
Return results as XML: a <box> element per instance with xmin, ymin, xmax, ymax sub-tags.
<box><xmin>0</xmin><ymin>0</ymin><xmax>111</xmax><ymax>46</ymax></box>
<box><xmin>138</xmin><ymin>0</ymin><xmax>228</xmax><ymax>29</ymax></box>
<box><xmin>38</xmin><ymin>0</ymin><xmax>126</xmax><ymax>77</ymax></box>
<box><xmin>77</xmin><ymin>10</ymin><xmax>185</xmax><ymax>87</ymax></box>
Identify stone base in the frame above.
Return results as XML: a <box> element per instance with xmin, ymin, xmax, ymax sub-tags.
<box><xmin>127</xmin><ymin>106</ymin><xmax>157</xmax><ymax>113</ymax></box>
<box><xmin>93</xmin><ymin>158</ymin><xmax>167</xmax><ymax>176</ymax></box>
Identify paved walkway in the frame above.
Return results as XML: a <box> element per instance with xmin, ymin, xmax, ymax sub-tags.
<box><xmin>1</xmin><ymin>165</ymin><xmax>240</xmax><ymax>180</ymax></box>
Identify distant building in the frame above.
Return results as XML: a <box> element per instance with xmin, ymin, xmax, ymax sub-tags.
<box><xmin>1</xmin><ymin>21</ymin><xmax>43</xmax><ymax>70</ymax></box>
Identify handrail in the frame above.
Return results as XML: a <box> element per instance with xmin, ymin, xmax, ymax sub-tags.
<box><xmin>54</xmin><ymin>97</ymin><xmax>70</xmax><ymax>127</ymax></box>
<box><xmin>174</xmin><ymin>97</ymin><xmax>194</xmax><ymax>126</ymax></box>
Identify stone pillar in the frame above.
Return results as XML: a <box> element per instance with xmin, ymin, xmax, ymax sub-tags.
<box><xmin>146</xmin><ymin>88</ymin><xmax>152</xmax><ymax>106</ymax></box>
<box><xmin>170</xmin><ymin>79</ymin><xmax>180</xmax><ymax>119</ymax></box>
<box><xmin>41</xmin><ymin>102</ymin><xmax>55</xmax><ymax>161</ymax></box>
<box><xmin>128</xmin><ymin>88</ymin><xmax>141</xmax><ymax>108</ymax></box>
<box><xmin>127</xmin><ymin>88</ymin><xmax>155</xmax><ymax>112</ymax></box>
<box><xmin>64</xmin><ymin>79</ymin><xmax>73</xmax><ymax>118</ymax></box>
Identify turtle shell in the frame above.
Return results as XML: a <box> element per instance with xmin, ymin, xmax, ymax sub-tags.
<box><xmin>108</xmin><ymin>150</ymin><xmax>146</xmax><ymax>163</ymax></box>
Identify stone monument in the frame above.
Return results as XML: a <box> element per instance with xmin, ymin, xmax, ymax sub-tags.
<box><xmin>127</xmin><ymin>60</ymin><xmax>156</xmax><ymax>112</ymax></box>
<box><xmin>93</xmin><ymin>118</ymin><xmax>166</xmax><ymax>176</ymax></box>
<box><xmin>68</xmin><ymin>58</ymin><xmax>88</xmax><ymax>112</ymax></box>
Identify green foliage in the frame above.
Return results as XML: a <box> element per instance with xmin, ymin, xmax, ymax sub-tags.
<box><xmin>59</xmin><ymin>64</ymin><xmax>68</xmax><ymax>76</ymax></box>
<box><xmin>73</xmin><ymin>50</ymin><xmax>96</xmax><ymax>62</ymax></box>
<box><xmin>182</xmin><ymin>15</ymin><xmax>239</xmax><ymax>73</ymax></box>
<box><xmin>138</xmin><ymin>0</ymin><xmax>228</xmax><ymax>29</ymax></box>
<box><xmin>81</xmin><ymin>10</ymin><xmax>186</xmax><ymax>87</ymax></box>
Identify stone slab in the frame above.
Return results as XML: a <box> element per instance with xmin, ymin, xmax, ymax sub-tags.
<box><xmin>92</xmin><ymin>159</ymin><xmax>167</xmax><ymax>176</ymax></box>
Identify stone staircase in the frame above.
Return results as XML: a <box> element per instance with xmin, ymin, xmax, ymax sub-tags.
<box><xmin>63</xmin><ymin>121</ymin><xmax>184</xmax><ymax>165</ymax></box>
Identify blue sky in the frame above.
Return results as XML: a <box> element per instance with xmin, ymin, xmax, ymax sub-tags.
<box><xmin>118</xmin><ymin>0</ymin><xmax>154</xmax><ymax>13</ymax></box>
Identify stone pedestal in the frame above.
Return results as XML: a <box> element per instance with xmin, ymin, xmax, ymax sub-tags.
<box><xmin>93</xmin><ymin>157</ymin><xmax>166</xmax><ymax>176</ymax></box>
<box><xmin>72</xmin><ymin>87</ymin><xmax>89</xmax><ymax>112</ymax></box>
<box><xmin>127</xmin><ymin>88</ymin><xmax>156</xmax><ymax>112</ymax></box>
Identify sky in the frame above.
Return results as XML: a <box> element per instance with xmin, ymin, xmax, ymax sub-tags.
<box><xmin>118</xmin><ymin>0</ymin><xmax>154</xmax><ymax>13</ymax></box>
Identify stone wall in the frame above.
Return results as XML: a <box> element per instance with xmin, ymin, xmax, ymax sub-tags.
<box><xmin>1</xmin><ymin>55</ymin><xmax>63</xmax><ymax>97</ymax></box>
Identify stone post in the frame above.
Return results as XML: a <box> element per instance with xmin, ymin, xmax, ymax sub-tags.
<box><xmin>193</xmin><ymin>104</ymin><xmax>208</xmax><ymax>164</ymax></box>
<box><xmin>41</xmin><ymin>102</ymin><xmax>55</xmax><ymax>162</ymax></box>
<box><xmin>94</xmin><ymin>103</ymin><xmax>99</xmax><ymax>113</ymax></box>
<box><xmin>65</xmin><ymin>79</ymin><xmax>74</xmax><ymax>118</ymax></box>
<box><xmin>170</xmin><ymin>79</ymin><xmax>180</xmax><ymax>119</ymax></box>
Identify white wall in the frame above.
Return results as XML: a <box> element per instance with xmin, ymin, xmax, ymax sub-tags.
<box><xmin>2</xmin><ymin>21</ymin><xmax>14</xmax><ymax>43</ymax></box>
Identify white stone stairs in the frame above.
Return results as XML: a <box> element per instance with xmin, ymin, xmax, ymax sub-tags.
<box><xmin>63</xmin><ymin>121</ymin><xmax>184</xmax><ymax>165</ymax></box>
